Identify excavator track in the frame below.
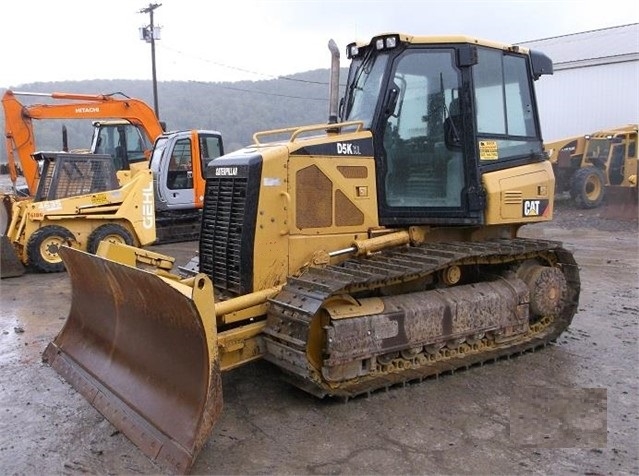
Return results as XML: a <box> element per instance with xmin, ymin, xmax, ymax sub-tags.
<box><xmin>263</xmin><ymin>237</ymin><xmax>580</xmax><ymax>399</ymax></box>
<box><xmin>155</xmin><ymin>210</ymin><xmax>201</xmax><ymax>243</ymax></box>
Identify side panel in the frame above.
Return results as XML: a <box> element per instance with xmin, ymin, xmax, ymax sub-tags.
<box><xmin>483</xmin><ymin>160</ymin><xmax>554</xmax><ymax>224</ymax></box>
<box><xmin>287</xmin><ymin>150</ymin><xmax>381</xmax><ymax>274</ymax></box>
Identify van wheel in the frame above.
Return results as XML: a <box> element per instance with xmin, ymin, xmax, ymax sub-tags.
<box><xmin>26</xmin><ymin>225</ymin><xmax>75</xmax><ymax>273</ymax></box>
<box><xmin>571</xmin><ymin>167</ymin><xmax>605</xmax><ymax>209</ymax></box>
<box><xmin>87</xmin><ymin>224</ymin><xmax>134</xmax><ymax>254</ymax></box>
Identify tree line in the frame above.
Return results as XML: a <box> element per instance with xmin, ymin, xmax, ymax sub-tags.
<box><xmin>1</xmin><ymin>68</ymin><xmax>347</xmax><ymax>163</ymax></box>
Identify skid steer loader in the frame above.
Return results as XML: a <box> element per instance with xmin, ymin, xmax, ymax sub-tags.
<box><xmin>43</xmin><ymin>33</ymin><xmax>581</xmax><ymax>473</ymax></box>
<box><xmin>1</xmin><ymin>151</ymin><xmax>156</xmax><ymax>276</ymax></box>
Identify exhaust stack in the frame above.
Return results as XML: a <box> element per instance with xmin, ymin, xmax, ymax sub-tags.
<box><xmin>328</xmin><ymin>39</ymin><xmax>340</xmax><ymax>124</ymax></box>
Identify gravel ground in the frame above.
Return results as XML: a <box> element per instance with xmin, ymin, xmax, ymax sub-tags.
<box><xmin>550</xmin><ymin>193</ymin><xmax>638</xmax><ymax>233</ymax></box>
<box><xmin>1</xmin><ymin>177</ymin><xmax>637</xmax><ymax>475</ymax></box>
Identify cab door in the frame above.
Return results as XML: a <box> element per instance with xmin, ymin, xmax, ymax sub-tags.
<box><xmin>161</xmin><ymin>136</ymin><xmax>196</xmax><ymax>210</ymax></box>
<box><xmin>152</xmin><ymin>132</ymin><xmax>224</xmax><ymax>211</ymax></box>
<box><xmin>375</xmin><ymin>46</ymin><xmax>482</xmax><ymax>226</ymax></box>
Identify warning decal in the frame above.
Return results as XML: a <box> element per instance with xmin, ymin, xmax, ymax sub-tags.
<box><xmin>479</xmin><ymin>140</ymin><xmax>499</xmax><ymax>161</ymax></box>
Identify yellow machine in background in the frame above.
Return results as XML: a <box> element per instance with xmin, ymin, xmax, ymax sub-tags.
<box><xmin>545</xmin><ymin>124</ymin><xmax>638</xmax><ymax>209</ymax></box>
<box><xmin>1</xmin><ymin>152</ymin><xmax>156</xmax><ymax>276</ymax></box>
<box><xmin>44</xmin><ymin>33</ymin><xmax>580</xmax><ymax>473</ymax></box>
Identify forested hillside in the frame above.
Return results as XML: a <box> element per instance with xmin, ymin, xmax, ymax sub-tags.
<box><xmin>1</xmin><ymin>68</ymin><xmax>347</xmax><ymax>162</ymax></box>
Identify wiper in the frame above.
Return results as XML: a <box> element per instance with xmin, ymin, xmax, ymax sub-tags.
<box><xmin>346</xmin><ymin>48</ymin><xmax>376</xmax><ymax>112</ymax></box>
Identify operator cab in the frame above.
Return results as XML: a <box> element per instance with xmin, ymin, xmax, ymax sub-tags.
<box><xmin>149</xmin><ymin>130</ymin><xmax>224</xmax><ymax>211</ymax></box>
<box><xmin>341</xmin><ymin>33</ymin><xmax>552</xmax><ymax>226</ymax></box>
<box><xmin>91</xmin><ymin>120</ymin><xmax>153</xmax><ymax>170</ymax></box>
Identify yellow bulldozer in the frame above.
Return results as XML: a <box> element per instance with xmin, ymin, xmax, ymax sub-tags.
<box><xmin>0</xmin><ymin>151</ymin><xmax>156</xmax><ymax>277</ymax></box>
<box><xmin>43</xmin><ymin>33</ymin><xmax>581</xmax><ymax>473</ymax></box>
<box><xmin>544</xmin><ymin>124</ymin><xmax>638</xmax><ymax>211</ymax></box>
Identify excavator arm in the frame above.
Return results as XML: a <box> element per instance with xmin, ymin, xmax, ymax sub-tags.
<box><xmin>2</xmin><ymin>90</ymin><xmax>164</xmax><ymax>195</ymax></box>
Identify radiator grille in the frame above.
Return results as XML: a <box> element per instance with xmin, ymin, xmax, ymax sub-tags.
<box><xmin>200</xmin><ymin>176</ymin><xmax>247</xmax><ymax>295</ymax></box>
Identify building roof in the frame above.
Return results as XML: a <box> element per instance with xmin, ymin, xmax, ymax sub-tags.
<box><xmin>518</xmin><ymin>23</ymin><xmax>639</xmax><ymax>70</ymax></box>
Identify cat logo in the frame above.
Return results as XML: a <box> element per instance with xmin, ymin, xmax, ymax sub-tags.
<box><xmin>215</xmin><ymin>167</ymin><xmax>238</xmax><ymax>176</ymax></box>
<box><xmin>522</xmin><ymin>199</ymin><xmax>549</xmax><ymax>217</ymax></box>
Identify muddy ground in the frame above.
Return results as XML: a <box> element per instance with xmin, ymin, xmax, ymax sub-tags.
<box><xmin>1</xmin><ymin>195</ymin><xmax>637</xmax><ymax>475</ymax></box>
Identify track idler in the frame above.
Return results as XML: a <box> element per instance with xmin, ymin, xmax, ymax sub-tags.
<box><xmin>43</xmin><ymin>246</ymin><xmax>222</xmax><ymax>473</ymax></box>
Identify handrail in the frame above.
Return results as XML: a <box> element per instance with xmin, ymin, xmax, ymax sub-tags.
<box><xmin>252</xmin><ymin>120</ymin><xmax>365</xmax><ymax>145</ymax></box>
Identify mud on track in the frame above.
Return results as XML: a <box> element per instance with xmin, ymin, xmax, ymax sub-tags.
<box><xmin>1</xmin><ymin>199</ymin><xmax>637</xmax><ymax>475</ymax></box>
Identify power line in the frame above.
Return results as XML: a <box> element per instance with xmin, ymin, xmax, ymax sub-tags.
<box><xmin>158</xmin><ymin>43</ymin><xmax>332</xmax><ymax>86</ymax></box>
<box><xmin>190</xmin><ymin>80</ymin><xmax>328</xmax><ymax>101</ymax></box>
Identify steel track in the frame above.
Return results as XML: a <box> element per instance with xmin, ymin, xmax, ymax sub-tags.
<box><xmin>263</xmin><ymin>238</ymin><xmax>581</xmax><ymax>398</ymax></box>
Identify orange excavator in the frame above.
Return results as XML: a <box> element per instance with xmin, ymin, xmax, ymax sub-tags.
<box><xmin>2</xmin><ymin>90</ymin><xmax>224</xmax><ymax>221</ymax></box>
<box><xmin>2</xmin><ymin>89</ymin><xmax>165</xmax><ymax>196</ymax></box>
<box><xmin>1</xmin><ymin>90</ymin><xmax>225</xmax><ymax>277</ymax></box>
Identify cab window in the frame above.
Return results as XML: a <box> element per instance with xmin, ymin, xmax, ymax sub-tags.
<box><xmin>167</xmin><ymin>138</ymin><xmax>193</xmax><ymax>190</ymax></box>
<box><xmin>473</xmin><ymin>48</ymin><xmax>542</xmax><ymax>162</ymax></box>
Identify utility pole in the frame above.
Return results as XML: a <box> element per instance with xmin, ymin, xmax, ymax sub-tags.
<box><xmin>139</xmin><ymin>3</ymin><xmax>162</xmax><ymax>118</ymax></box>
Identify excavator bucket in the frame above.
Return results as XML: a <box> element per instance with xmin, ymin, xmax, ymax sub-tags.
<box><xmin>1</xmin><ymin>235</ymin><xmax>25</xmax><ymax>278</ymax></box>
<box><xmin>43</xmin><ymin>246</ymin><xmax>222</xmax><ymax>474</ymax></box>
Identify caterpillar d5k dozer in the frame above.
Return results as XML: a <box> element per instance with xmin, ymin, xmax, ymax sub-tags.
<box><xmin>44</xmin><ymin>33</ymin><xmax>581</xmax><ymax>473</ymax></box>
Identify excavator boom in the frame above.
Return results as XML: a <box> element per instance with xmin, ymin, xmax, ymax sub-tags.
<box><xmin>2</xmin><ymin>90</ymin><xmax>164</xmax><ymax>195</ymax></box>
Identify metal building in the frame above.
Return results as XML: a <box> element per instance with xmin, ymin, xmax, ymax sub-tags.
<box><xmin>520</xmin><ymin>23</ymin><xmax>639</xmax><ymax>141</ymax></box>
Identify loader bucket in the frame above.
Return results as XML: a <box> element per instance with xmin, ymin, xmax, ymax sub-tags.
<box><xmin>43</xmin><ymin>246</ymin><xmax>222</xmax><ymax>474</ymax></box>
<box><xmin>1</xmin><ymin>194</ymin><xmax>10</xmax><ymax>235</ymax></box>
<box><xmin>1</xmin><ymin>234</ymin><xmax>25</xmax><ymax>278</ymax></box>
<box><xmin>602</xmin><ymin>185</ymin><xmax>638</xmax><ymax>221</ymax></box>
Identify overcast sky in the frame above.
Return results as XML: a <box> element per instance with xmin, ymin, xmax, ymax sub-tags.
<box><xmin>2</xmin><ymin>0</ymin><xmax>637</xmax><ymax>88</ymax></box>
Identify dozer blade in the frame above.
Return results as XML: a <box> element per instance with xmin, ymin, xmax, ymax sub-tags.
<box><xmin>43</xmin><ymin>246</ymin><xmax>222</xmax><ymax>474</ymax></box>
<box><xmin>1</xmin><ymin>234</ymin><xmax>25</xmax><ymax>278</ymax></box>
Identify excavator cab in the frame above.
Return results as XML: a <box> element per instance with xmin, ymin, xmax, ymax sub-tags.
<box><xmin>91</xmin><ymin>120</ymin><xmax>153</xmax><ymax>169</ymax></box>
<box><xmin>149</xmin><ymin>130</ymin><xmax>224</xmax><ymax>211</ymax></box>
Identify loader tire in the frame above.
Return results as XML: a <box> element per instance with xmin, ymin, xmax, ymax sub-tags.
<box><xmin>26</xmin><ymin>225</ymin><xmax>75</xmax><ymax>273</ymax></box>
<box><xmin>571</xmin><ymin>166</ymin><xmax>605</xmax><ymax>209</ymax></box>
<box><xmin>87</xmin><ymin>223</ymin><xmax>135</xmax><ymax>254</ymax></box>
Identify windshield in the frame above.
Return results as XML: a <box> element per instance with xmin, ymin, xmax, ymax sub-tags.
<box><xmin>343</xmin><ymin>52</ymin><xmax>389</xmax><ymax>128</ymax></box>
<box><xmin>149</xmin><ymin>136</ymin><xmax>168</xmax><ymax>169</ymax></box>
<box><xmin>93</xmin><ymin>123</ymin><xmax>151</xmax><ymax>167</ymax></box>
<box><xmin>584</xmin><ymin>138</ymin><xmax>613</xmax><ymax>163</ymax></box>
